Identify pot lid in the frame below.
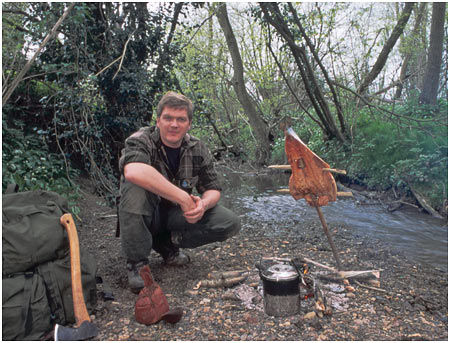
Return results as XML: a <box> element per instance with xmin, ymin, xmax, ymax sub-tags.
<box><xmin>261</xmin><ymin>263</ymin><xmax>298</xmax><ymax>281</ymax></box>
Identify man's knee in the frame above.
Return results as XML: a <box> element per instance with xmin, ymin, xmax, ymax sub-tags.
<box><xmin>208</xmin><ymin>205</ymin><xmax>241</xmax><ymax>241</ymax></box>
<box><xmin>224</xmin><ymin>211</ymin><xmax>241</xmax><ymax>238</ymax></box>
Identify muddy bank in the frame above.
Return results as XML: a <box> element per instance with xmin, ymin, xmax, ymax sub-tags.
<box><xmin>75</xmin><ymin>175</ymin><xmax>447</xmax><ymax>341</ymax></box>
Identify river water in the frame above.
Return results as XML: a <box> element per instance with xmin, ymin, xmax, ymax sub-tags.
<box><xmin>219</xmin><ymin>171</ymin><xmax>448</xmax><ymax>272</ymax></box>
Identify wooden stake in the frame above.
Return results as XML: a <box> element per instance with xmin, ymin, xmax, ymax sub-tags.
<box><xmin>276</xmin><ymin>189</ymin><xmax>353</xmax><ymax>197</ymax></box>
<box><xmin>268</xmin><ymin>165</ymin><xmax>347</xmax><ymax>175</ymax></box>
<box><xmin>315</xmin><ymin>206</ymin><xmax>342</xmax><ymax>270</ymax></box>
<box><xmin>267</xmin><ymin>164</ymin><xmax>292</xmax><ymax>170</ymax></box>
<box><xmin>323</xmin><ymin>168</ymin><xmax>347</xmax><ymax>175</ymax></box>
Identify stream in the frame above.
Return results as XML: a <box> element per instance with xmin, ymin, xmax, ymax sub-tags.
<box><xmin>219</xmin><ymin>170</ymin><xmax>448</xmax><ymax>272</ymax></box>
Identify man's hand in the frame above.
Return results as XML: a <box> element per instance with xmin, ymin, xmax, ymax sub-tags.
<box><xmin>183</xmin><ymin>195</ymin><xmax>206</xmax><ymax>224</ymax></box>
<box><xmin>179</xmin><ymin>193</ymin><xmax>196</xmax><ymax>214</ymax></box>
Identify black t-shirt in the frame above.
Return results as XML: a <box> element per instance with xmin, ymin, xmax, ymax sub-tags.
<box><xmin>163</xmin><ymin>144</ymin><xmax>181</xmax><ymax>176</ymax></box>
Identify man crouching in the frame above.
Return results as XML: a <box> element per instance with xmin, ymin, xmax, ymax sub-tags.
<box><xmin>118</xmin><ymin>91</ymin><xmax>241</xmax><ymax>293</ymax></box>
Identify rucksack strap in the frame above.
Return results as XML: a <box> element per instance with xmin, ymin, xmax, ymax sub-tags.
<box><xmin>38</xmin><ymin>263</ymin><xmax>65</xmax><ymax>324</ymax></box>
<box><xmin>22</xmin><ymin>273</ymin><xmax>34</xmax><ymax>336</ymax></box>
<box><xmin>115</xmin><ymin>195</ymin><xmax>121</xmax><ymax>237</ymax></box>
<box><xmin>5</xmin><ymin>183</ymin><xmax>19</xmax><ymax>194</ymax></box>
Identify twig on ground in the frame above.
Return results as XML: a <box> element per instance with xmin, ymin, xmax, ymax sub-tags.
<box><xmin>99</xmin><ymin>214</ymin><xmax>117</xmax><ymax>219</ymax></box>
<box><xmin>354</xmin><ymin>280</ymin><xmax>388</xmax><ymax>293</ymax></box>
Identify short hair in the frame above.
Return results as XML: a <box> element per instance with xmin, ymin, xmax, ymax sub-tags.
<box><xmin>156</xmin><ymin>91</ymin><xmax>194</xmax><ymax>121</ymax></box>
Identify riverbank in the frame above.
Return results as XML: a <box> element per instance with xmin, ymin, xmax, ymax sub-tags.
<box><xmin>75</xmin><ymin>176</ymin><xmax>447</xmax><ymax>341</ymax></box>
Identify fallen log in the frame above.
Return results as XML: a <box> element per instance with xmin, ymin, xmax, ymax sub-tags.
<box><xmin>409</xmin><ymin>186</ymin><xmax>443</xmax><ymax>219</ymax></box>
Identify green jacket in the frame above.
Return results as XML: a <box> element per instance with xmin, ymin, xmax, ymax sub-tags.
<box><xmin>119</xmin><ymin>126</ymin><xmax>221</xmax><ymax>195</ymax></box>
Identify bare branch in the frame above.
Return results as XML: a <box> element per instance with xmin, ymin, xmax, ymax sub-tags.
<box><xmin>2</xmin><ymin>3</ymin><xmax>76</xmax><ymax>106</ymax></box>
<box><xmin>357</xmin><ymin>3</ymin><xmax>414</xmax><ymax>95</ymax></box>
<box><xmin>112</xmin><ymin>29</ymin><xmax>136</xmax><ymax>80</ymax></box>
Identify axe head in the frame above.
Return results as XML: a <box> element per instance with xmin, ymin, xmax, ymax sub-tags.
<box><xmin>54</xmin><ymin>320</ymin><xmax>98</xmax><ymax>341</ymax></box>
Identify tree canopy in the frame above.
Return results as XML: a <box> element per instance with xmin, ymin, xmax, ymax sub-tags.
<box><xmin>2</xmin><ymin>2</ymin><xmax>447</xmax><ymax>213</ymax></box>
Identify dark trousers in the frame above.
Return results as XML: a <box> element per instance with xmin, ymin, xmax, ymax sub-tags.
<box><xmin>119</xmin><ymin>180</ymin><xmax>241</xmax><ymax>263</ymax></box>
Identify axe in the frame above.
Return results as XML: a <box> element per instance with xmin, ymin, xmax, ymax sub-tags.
<box><xmin>54</xmin><ymin>213</ymin><xmax>98</xmax><ymax>341</ymax></box>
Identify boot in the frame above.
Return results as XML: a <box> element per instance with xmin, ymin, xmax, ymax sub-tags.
<box><xmin>164</xmin><ymin>250</ymin><xmax>190</xmax><ymax>266</ymax></box>
<box><xmin>127</xmin><ymin>260</ymin><xmax>148</xmax><ymax>294</ymax></box>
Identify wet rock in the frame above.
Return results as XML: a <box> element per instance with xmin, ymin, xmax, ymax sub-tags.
<box><xmin>345</xmin><ymin>285</ymin><xmax>356</xmax><ymax>293</ymax></box>
<box><xmin>375</xmin><ymin>296</ymin><xmax>387</xmax><ymax>304</ymax></box>
<box><xmin>223</xmin><ymin>290</ymin><xmax>239</xmax><ymax>301</ymax></box>
<box><xmin>243</xmin><ymin>313</ymin><xmax>258</xmax><ymax>324</ymax></box>
<box><xmin>185</xmin><ymin>290</ymin><xmax>198</xmax><ymax>297</ymax></box>
<box><xmin>310</xmin><ymin>317</ymin><xmax>323</xmax><ymax>330</ymax></box>
<box><xmin>367</xmin><ymin>279</ymin><xmax>381</xmax><ymax>288</ymax></box>
<box><xmin>414</xmin><ymin>303</ymin><xmax>426</xmax><ymax>312</ymax></box>
<box><xmin>401</xmin><ymin>300</ymin><xmax>414</xmax><ymax>312</ymax></box>
<box><xmin>304</xmin><ymin>311</ymin><xmax>316</xmax><ymax>320</ymax></box>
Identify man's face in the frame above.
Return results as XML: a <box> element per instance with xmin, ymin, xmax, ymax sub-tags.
<box><xmin>156</xmin><ymin>106</ymin><xmax>191</xmax><ymax>148</ymax></box>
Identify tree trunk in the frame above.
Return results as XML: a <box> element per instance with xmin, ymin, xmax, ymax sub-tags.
<box><xmin>287</xmin><ymin>3</ymin><xmax>347</xmax><ymax>136</ymax></box>
<box><xmin>149</xmin><ymin>2</ymin><xmax>183</xmax><ymax>105</ymax></box>
<box><xmin>259</xmin><ymin>3</ymin><xmax>345</xmax><ymax>143</ymax></box>
<box><xmin>357</xmin><ymin>2</ymin><xmax>414</xmax><ymax>96</ymax></box>
<box><xmin>419</xmin><ymin>2</ymin><xmax>446</xmax><ymax>105</ymax></box>
<box><xmin>216</xmin><ymin>3</ymin><xmax>271</xmax><ymax>165</ymax></box>
<box><xmin>395</xmin><ymin>3</ymin><xmax>427</xmax><ymax>99</ymax></box>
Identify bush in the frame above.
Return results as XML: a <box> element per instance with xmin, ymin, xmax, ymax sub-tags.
<box><xmin>277</xmin><ymin>101</ymin><xmax>447</xmax><ymax>212</ymax></box>
<box><xmin>2</xmin><ymin>119</ymin><xmax>81</xmax><ymax>214</ymax></box>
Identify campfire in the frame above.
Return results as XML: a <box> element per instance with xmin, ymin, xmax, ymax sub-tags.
<box><xmin>212</xmin><ymin>254</ymin><xmax>382</xmax><ymax>320</ymax></box>
<box><xmin>198</xmin><ymin>126</ymin><xmax>384</xmax><ymax>320</ymax></box>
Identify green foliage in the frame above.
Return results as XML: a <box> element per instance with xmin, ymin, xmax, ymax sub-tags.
<box><xmin>299</xmin><ymin>100</ymin><xmax>448</xmax><ymax>211</ymax></box>
<box><xmin>3</xmin><ymin>3</ymin><xmax>187</xmax><ymax>201</ymax></box>
<box><xmin>2</xmin><ymin>118</ymin><xmax>81</xmax><ymax>212</ymax></box>
<box><xmin>2</xmin><ymin>2</ymin><xmax>447</xmax><ymax>215</ymax></box>
<box><xmin>269</xmin><ymin>137</ymin><xmax>287</xmax><ymax>165</ymax></box>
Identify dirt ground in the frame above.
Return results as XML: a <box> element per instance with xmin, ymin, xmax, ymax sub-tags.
<box><xmin>75</xmin><ymin>176</ymin><xmax>448</xmax><ymax>341</ymax></box>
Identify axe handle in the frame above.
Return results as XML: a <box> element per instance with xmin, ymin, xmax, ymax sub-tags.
<box><xmin>60</xmin><ymin>213</ymin><xmax>91</xmax><ymax>327</ymax></box>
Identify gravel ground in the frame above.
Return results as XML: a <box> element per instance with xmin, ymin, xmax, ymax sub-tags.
<box><xmin>75</xmin><ymin>177</ymin><xmax>448</xmax><ymax>341</ymax></box>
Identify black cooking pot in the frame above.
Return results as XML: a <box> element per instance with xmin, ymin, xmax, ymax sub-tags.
<box><xmin>259</xmin><ymin>261</ymin><xmax>300</xmax><ymax>316</ymax></box>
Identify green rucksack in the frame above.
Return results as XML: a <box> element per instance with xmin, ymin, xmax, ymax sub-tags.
<box><xmin>2</xmin><ymin>189</ymin><xmax>97</xmax><ymax>341</ymax></box>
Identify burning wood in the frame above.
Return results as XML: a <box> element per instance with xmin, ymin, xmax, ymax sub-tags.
<box><xmin>293</xmin><ymin>256</ymin><xmax>382</xmax><ymax>281</ymax></box>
